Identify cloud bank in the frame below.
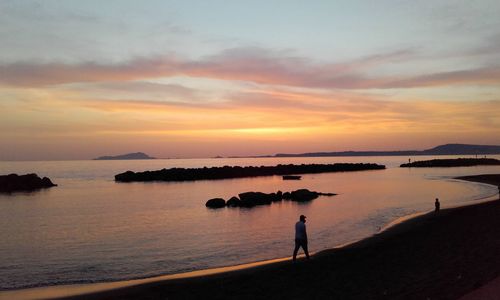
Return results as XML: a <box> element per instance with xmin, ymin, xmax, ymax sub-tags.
<box><xmin>2</xmin><ymin>47</ymin><xmax>499</xmax><ymax>89</ymax></box>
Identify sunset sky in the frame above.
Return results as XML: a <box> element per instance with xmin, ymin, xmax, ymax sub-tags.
<box><xmin>1</xmin><ymin>1</ymin><xmax>499</xmax><ymax>160</ymax></box>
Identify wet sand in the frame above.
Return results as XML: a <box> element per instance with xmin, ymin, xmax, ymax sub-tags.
<box><xmin>5</xmin><ymin>174</ymin><xmax>500</xmax><ymax>300</ymax></box>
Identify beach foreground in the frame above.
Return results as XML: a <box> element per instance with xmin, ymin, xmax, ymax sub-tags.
<box><xmin>6</xmin><ymin>175</ymin><xmax>500</xmax><ymax>300</ymax></box>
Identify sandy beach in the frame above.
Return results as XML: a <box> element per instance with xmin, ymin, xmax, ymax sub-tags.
<box><xmin>3</xmin><ymin>174</ymin><xmax>500</xmax><ymax>300</ymax></box>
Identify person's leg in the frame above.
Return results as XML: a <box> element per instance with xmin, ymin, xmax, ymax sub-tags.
<box><xmin>302</xmin><ymin>241</ymin><xmax>310</xmax><ymax>259</ymax></box>
<box><xmin>293</xmin><ymin>239</ymin><xmax>300</xmax><ymax>261</ymax></box>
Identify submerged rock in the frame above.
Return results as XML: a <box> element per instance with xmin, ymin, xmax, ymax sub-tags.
<box><xmin>318</xmin><ymin>192</ymin><xmax>337</xmax><ymax>196</ymax></box>
<box><xmin>0</xmin><ymin>173</ymin><xmax>57</xmax><ymax>193</ymax></box>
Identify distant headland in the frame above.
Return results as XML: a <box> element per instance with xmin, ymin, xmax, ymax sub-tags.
<box><xmin>273</xmin><ymin>144</ymin><xmax>500</xmax><ymax>158</ymax></box>
<box><xmin>94</xmin><ymin>152</ymin><xmax>156</xmax><ymax>160</ymax></box>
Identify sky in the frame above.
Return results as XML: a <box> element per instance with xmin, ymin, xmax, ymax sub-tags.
<box><xmin>1</xmin><ymin>0</ymin><xmax>499</xmax><ymax>160</ymax></box>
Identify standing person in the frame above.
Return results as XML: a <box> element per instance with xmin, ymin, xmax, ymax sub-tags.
<box><xmin>435</xmin><ymin>198</ymin><xmax>440</xmax><ymax>213</ymax></box>
<box><xmin>293</xmin><ymin>215</ymin><xmax>310</xmax><ymax>262</ymax></box>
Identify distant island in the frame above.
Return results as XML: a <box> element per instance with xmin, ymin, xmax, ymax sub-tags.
<box><xmin>94</xmin><ymin>152</ymin><xmax>156</xmax><ymax>160</ymax></box>
<box><xmin>273</xmin><ymin>144</ymin><xmax>500</xmax><ymax>157</ymax></box>
<box><xmin>115</xmin><ymin>163</ymin><xmax>385</xmax><ymax>182</ymax></box>
<box><xmin>400</xmin><ymin>158</ymin><xmax>500</xmax><ymax>168</ymax></box>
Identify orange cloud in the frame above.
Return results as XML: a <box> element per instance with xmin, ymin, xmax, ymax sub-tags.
<box><xmin>1</xmin><ymin>79</ymin><xmax>499</xmax><ymax>160</ymax></box>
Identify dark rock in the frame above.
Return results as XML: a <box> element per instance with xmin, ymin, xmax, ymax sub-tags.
<box><xmin>205</xmin><ymin>198</ymin><xmax>226</xmax><ymax>208</ymax></box>
<box><xmin>205</xmin><ymin>189</ymin><xmax>336</xmax><ymax>209</ymax></box>
<box><xmin>115</xmin><ymin>171</ymin><xmax>136</xmax><ymax>182</ymax></box>
<box><xmin>270</xmin><ymin>192</ymin><xmax>282</xmax><ymax>202</ymax></box>
<box><xmin>0</xmin><ymin>173</ymin><xmax>57</xmax><ymax>193</ymax></box>
<box><xmin>290</xmin><ymin>189</ymin><xmax>319</xmax><ymax>202</ymax></box>
<box><xmin>226</xmin><ymin>196</ymin><xmax>241</xmax><ymax>207</ymax></box>
<box><xmin>238</xmin><ymin>192</ymin><xmax>274</xmax><ymax>207</ymax></box>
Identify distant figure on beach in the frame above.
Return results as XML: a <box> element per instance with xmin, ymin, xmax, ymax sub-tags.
<box><xmin>435</xmin><ymin>198</ymin><xmax>440</xmax><ymax>213</ymax></box>
<box><xmin>293</xmin><ymin>215</ymin><xmax>310</xmax><ymax>261</ymax></box>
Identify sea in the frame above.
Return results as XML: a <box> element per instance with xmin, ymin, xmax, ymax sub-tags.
<box><xmin>1</xmin><ymin>155</ymin><xmax>499</xmax><ymax>290</ymax></box>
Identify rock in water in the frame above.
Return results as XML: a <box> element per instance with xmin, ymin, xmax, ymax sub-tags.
<box><xmin>205</xmin><ymin>198</ymin><xmax>226</xmax><ymax>208</ymax></box>
<box><xmin>238</xmin><ymin>192</ymin><xmax>275</xmax><ymax>207</ymax></box>
<box><xmin>226</xmin><ymin>196</ymin><xmax>241</xmax><ymax>207</ymax></box>
<box><xmin>0</xmin><ymin>173</ymin><xmax>57</xmax><ymax>193</ymax></box>
<box><xmin>289</xmin><ymin>189</ymin><xmax>319</xmax><ymax>202</ymax></box>
<box><xmin>205</xmin><ymin>189</ymin><xmax>336</xmax><ymax>209</ymax></box>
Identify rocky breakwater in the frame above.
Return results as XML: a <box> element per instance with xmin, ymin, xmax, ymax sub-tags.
<box><xmin>115</xmin><ymin>163</ymin><xmax>386</xmax><ymax>182</ymax></box>
<box><xmin>400</xmin><ymin>158</ymin><xmax>500</xmax><ymax>168</ymax></box>
<box><xmin>205</xmin><ymin>189</ymin><xmax>336</xmax><ymax>208</ymax></box>
<box><xmin>0</xmin><ymin>173</ymin><xmax>57</xmax><ymax>193</ymax></box>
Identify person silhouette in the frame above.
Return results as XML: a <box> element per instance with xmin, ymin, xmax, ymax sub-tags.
<box><xmin>435</xmin><ymin>198</ymin><xmax>440</xmax><ymax>213</ymax></box>
<box><xmin>293</xmin><ymin>215</ymin><xmax>310</xmax><ymax>261</ymax></box>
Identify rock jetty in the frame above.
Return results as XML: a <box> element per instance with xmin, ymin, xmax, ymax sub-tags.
<box><xmin>205</xmin><ymin>189</ymin><xmax>336</xmax><ymax>209</ymax></box>
<box><xmin>400</xmin><ymin>158</ymin><xmax>500</xmax><ymax>168</ymax></box>
<box><xmin>115</xmin><ymin>163</ymin><xmax>385</xmax><ymax>182</ymax></box>
<box><xmin>0</xmin><ymin>173</ymin><xmax>57</xmax><ymax>193</ymax></box>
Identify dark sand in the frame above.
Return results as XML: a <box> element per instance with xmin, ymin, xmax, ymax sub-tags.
<box><xmin>53</xmin><ymin>175</ymin><xmax>500</xmax><ymax>300</ymax></box>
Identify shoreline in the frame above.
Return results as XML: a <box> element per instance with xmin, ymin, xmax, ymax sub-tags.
<box><xmin>0</xmin><ymin>209</ymin><xmax>447</xmax><ymax>299</ymax></box>
<box><xmin>1</xmin><ymin>174</ymin><xmax>499</xmax><ymax>300</ymax></box>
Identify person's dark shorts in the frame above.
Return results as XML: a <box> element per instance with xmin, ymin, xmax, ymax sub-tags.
<box><xmin>295</xmin><ymin>238</ymin><xmax>308</xmax><ymax>249</ymax></box>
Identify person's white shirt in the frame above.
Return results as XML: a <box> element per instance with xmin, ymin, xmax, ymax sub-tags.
<box><xmin>295</xmin><ymin>221</ymin><xmax>307</xmax><ymax>240</ymax></box>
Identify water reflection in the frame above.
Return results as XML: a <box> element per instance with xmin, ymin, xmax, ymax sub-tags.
<box><xmin>0</xmin><ymin>156</ymin><xmax>499</xmax><ymax>289</ymax></box>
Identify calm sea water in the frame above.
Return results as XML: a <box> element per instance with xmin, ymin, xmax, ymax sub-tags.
<box><xmin>1</xmin><ymin>156</ymin><xmax>499</xmax><ymax>290</ymax></box>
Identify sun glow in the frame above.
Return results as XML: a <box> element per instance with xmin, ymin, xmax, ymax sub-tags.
<box><xmin>1</xmin><ymin>1</ymin><xmax>499</xmax><ymax>160</ymax></box>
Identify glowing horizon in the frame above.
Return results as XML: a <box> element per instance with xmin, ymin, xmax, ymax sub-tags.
<box><xmin>1</xmin><ymin>1</ymin><xmax>499</xmax><ymax>160</ymax></box>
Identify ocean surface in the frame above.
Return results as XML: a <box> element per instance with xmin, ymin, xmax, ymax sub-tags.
<box><xmin>1</xmin><ymin>155</ymin><xmax>499</xmax><ymax>290</ymax></box>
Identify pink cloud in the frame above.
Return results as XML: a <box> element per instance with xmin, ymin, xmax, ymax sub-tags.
<box><xmin>1</xmin><ymin>47</ymin><xmax>499</xmax><ymax>89</ymax></box>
